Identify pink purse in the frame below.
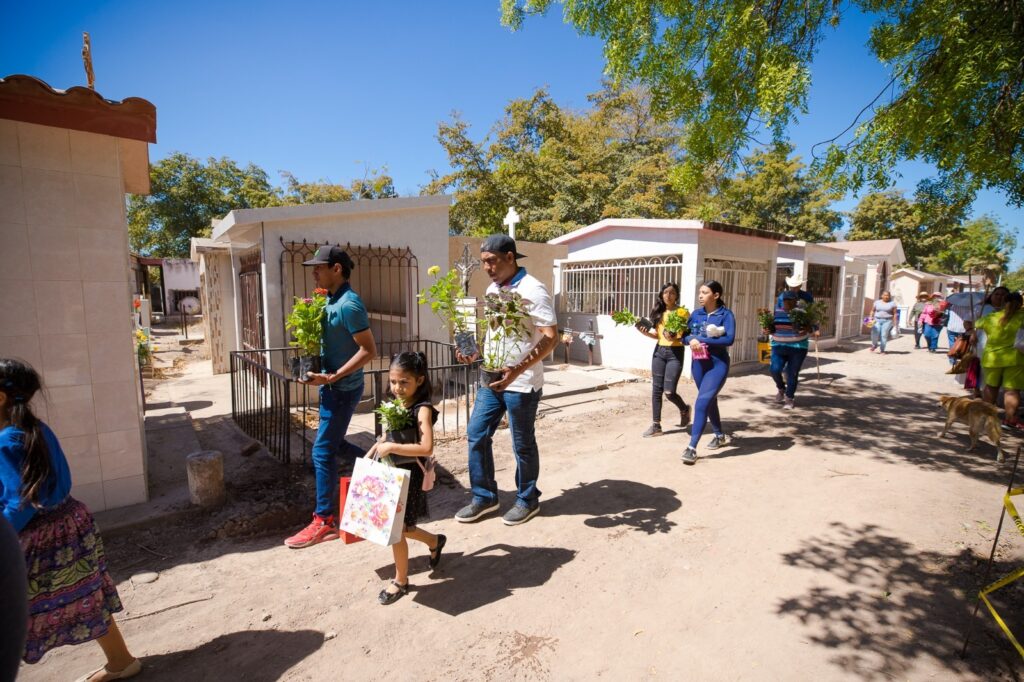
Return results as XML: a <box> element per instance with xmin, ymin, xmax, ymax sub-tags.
<box><xmin>691</xmin><ymin>343</ymin><xmax>710</xmax><ymax>360</ymax></box>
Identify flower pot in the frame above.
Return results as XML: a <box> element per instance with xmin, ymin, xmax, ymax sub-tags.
<box><xmin>290</xmin><ymin>355</ymin><xmax>321</xmax><ymax>380</ymax></box>
<box><xmin>480</xmin><ymin>368</ymin><xmax>504</xmax><ymax>386</ymax></box>
<box><xmin>386</xmin><ymin>426</ymin><xmax>419</xmax><ymax>445</ymax></box>
<box><xmin>454</xmin><ymin>330</ymin><xmax>479</xmax><ymax>358</ymax></box>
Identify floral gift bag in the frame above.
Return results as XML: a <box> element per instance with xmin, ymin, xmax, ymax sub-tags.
<box><xmin>340</xmin><ymin>456</ymin><xmax>410</xmax><ymax>546</ymax></box>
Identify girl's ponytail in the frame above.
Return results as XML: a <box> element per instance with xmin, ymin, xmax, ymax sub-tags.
<box><xmin>0</xmin><ymin>359</ymin><xmax>51</xmax><ymax>509</ymax></box>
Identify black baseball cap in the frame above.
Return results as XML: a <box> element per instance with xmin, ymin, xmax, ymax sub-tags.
<box><xmin>480</xmin><ymin>234</ymin><xmax>526</xmax><ymax>259</ymax></box>
<box><xmin>303</xmin><ymin>245</ymin><xmax>354</xmax><ymax>269</ymax></box>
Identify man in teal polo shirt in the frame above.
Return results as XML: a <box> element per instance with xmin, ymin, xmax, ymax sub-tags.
<box><xmin>284</xmin><ymin>245</ymin><xmax>377</xmax><ymax>548</ymax></box>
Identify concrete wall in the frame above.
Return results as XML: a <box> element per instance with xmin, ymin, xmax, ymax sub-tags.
<box><xmin>162</xmin><ymin>258</ymin><xmax>200</xmax><ymax>313</ymax></box>
<box><xmin>197</xmin><ymin>251</ymin><xmax>235</xmax><ymax>374</ymax></box>
<box><xmin>255</xmin><ymin>203</ymin><xmax>451</xmax><ymax>351</ymax></box>
<box><xmin>0</xmin><ymin>119</ymin><xmax>147</xmax><ymax>511</ymax></box>
<box><xmin>551</xmin><ymin>226</ymin><xmax>781</xmax><ymax>369</ymax></box>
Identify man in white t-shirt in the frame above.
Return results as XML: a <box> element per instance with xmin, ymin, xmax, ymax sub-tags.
<box><xmin>455</xmin><ymin>235</ymin><xmax>558</xmax><ymax>526</ymax></box>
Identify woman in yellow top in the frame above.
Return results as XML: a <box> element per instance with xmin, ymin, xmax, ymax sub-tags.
<box><xmin>635</xmin><ymin>282</ymin><xmax>691</xmax><ymax>437</ymax></box>
<box><xmin>974</xmin><ymin>291</ymin><xmax>1024</xmax><ymax>430</ymax></box>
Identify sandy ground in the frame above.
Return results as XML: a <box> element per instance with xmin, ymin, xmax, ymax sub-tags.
<box><xmin>18</xmin><ymin>334</ymin><xmax>1024</xmax><ymax>681</ymax></box>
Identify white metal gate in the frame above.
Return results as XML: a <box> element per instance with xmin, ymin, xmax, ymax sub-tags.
<box><xmin>560</xmin><ymin>256</ymin><xmax>684</xmax><ymax>315</ymax></box>
<box><xmin>840</xmin><ymin>273</ymin><xmax>866</xmax><ymax>338</ymax></box>
<box><xmin>702</xmin><ymin>258</ymin><xmax>770</xmax><ymax>364</ymax></box>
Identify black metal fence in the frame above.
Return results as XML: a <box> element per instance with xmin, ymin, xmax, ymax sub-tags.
<box><xmin>230</xmin><ymin>349</ymin><xmax>293</xmax><ymax>463</ymax></box>
<box><xmin>230</xmin><ymin>339</ymin><xmax>481</xmax><ymax>465</ymax></box>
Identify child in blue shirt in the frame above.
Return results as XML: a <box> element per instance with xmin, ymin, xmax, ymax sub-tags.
<box><xmin>1</xmin><ymin>358</ymin><xmax>140</xmax><ymax>680</ymax></box>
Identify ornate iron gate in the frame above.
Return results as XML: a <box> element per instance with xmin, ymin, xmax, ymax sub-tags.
<box><xmin>279</xmin><ymin>238</ymin><xmax>420</xmax><ymax>352</ymax></box>
<box><xmin>702</xmin><ymin>258</ymin><xmax>770</xmax><ymax>364</ymax></box>
<box><xmin>239</xmin><ymin>248</ymin><xmax>265</xmax><ymax>350</ymax></box>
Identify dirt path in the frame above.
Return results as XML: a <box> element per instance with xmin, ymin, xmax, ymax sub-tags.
<box><xmin>20</xmin><ymin>336</ymin><xmax>1024</xmax><ymax>681</ymax></box>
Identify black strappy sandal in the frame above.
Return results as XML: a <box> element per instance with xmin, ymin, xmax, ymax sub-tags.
<box><xmin>428</xmin><ymin>534</ymin><xmax>447</xmax><ymax>570</ymax></box>
<box><xmin>377</xmin><ymin>579</ymin><xmax>408</xmax><ymax>605</ymax></box>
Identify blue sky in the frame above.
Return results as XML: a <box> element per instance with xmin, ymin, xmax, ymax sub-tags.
<box><xmin>3</xmin><ymin>1</ymin><xmax>1020</xmax><ymax>267</ymax></box>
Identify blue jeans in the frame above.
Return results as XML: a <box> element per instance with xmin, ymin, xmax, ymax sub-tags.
<box><xmin>312</xmin><ymin>384</ymin><xmax>365</xmax><ymax>518</ymax></box>
<box><xmin>770</xmin><ymin>345</ymin><xmax>808</xmax><ymax>399</ymax></box>
<box><xmin>689</xmin><ymin>352</ymin><xmax>729</xmax><ymax>448</ymax></box>
<box><xmin>922</xmin><ymin>324</ymin><xmax>941</xmax><ymax>351</ymax></box>
<box><xmin>947</xmin><ymin>330</ymin><xmax>962</xmax><ymax>365</ymax></box>
<box><xmin>467</xmin><ymin>387</ymin><xmax>542</xmax><ymax>508</ymax></box>
<box><xmin>871</xmin><ymin>319</ymin><xmax>893</xmax><ymax>351</ymax></box>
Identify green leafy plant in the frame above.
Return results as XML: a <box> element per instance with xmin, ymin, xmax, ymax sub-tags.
<box><xmin>134</xmin><ymin>329</ymin><xmax>153</xmax><ymax>365</ymax></box>
<box><xmin>611</xmin><ymin>309</ymin><xmax>638</xmax><ymax>326</ymax></box>
<box><xmin>285</xmin><ymin>288</ymin><xmax>328</xmax><ymax>356</ymax></box>
<box><xmin>481</xmin><ymin>288</ymin><xmax>530</xmax><ymax>371</ymax></box>
<box><xmin>418</xmin><ymin>266</ymin><xmax>472</xmax><ymax>333</ymax></box>
<box><xmin>662</xmin><ymin>306</ymin><xmax>690</xmax><ymax>335</ymax></box>
<box><xmin>789</xmin><ymin>301</ymin><xmax>828</xmax><ymax>332</ymax></box>
<box><xmin>374</xmin><ymin>398</ymin><xmax>414</xmax><ymax>433</ymax></box>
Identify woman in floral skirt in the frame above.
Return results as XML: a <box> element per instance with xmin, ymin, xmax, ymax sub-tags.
<box><xmin>0</xmin><ymin>358</ymin><xmax>140</xmax><ymax>681</ymax></box>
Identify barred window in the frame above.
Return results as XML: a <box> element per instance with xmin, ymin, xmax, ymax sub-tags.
<box><xmin>560</xmin><ymin>256</ymin><xmax>684</xmax><ymax>316</ymax></box>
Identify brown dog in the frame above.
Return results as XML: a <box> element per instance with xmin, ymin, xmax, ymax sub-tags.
<box><xmin>939</xmin><ymin>395</ymin><xmax>1005</xmax><ymax>462</ymax></box>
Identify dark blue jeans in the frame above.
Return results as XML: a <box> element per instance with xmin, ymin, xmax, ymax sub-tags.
<box><xmin>947</xmin><ymin>330</ymin><xmax>962</xmax><ymax>365</ymax></box>
<box><xmin>467</xmin><ymin>387</ymin><xmax>542</xmax><ymax>508</ymax></box>
<box><xmin>769</xmin><ymin>345</ymin><xmax>808</xmax><ymax>399</ymax></box>
<box><xmin>312</xmin><ymin>384</ymin><xmax>365</xmax><ymax>518</ymax></box>
<box><xmin>689</xmin><ymin>352</ymin><xmax>729</xmax><ymax>448</ymax></box>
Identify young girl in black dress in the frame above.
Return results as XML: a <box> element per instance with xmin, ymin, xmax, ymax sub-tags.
<box><xmin>371</xmin><ymin>351</ymin><xmax>446</xmax><ymax>605</ymax></box>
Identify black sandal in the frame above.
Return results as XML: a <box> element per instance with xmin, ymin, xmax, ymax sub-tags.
<box><xmin>428</xmin><ymin>534</ymin><xmax>447</xmax><ymax>569</ymax></box>
<box><xmin>377</xmin><ymin>579</ymin><xmax>408</xmax><ymax>605</ymax></box>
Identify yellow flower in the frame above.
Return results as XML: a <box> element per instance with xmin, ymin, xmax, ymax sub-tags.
<box><xmin>428</xmin><ymin>265</ymin><xmax>441</xmax><ymax>276</ymax></box>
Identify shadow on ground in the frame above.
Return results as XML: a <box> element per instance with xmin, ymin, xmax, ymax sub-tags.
<box><xmin>542</xmin><ymin>479</ymin><xmax>681</xmax><ymax>534</ymax></box>
<box><xmin>373</xmin><ymin>543</ymin><xmax>576</xmax><ymax>616</ymax></box>
<box><xmin>724</xmin><ymin>362</ymin><xmax>1017</xmax><ymax>484</ymax></box>
<box><xmin>139</xmin><ymin>629</ymin><xmax>323</xmax><ymax>681</ymax></box>
<box><xmin>777</xmin><ymin>521</ymin><xmax>1022</xmax><ymax>680</ymax></box>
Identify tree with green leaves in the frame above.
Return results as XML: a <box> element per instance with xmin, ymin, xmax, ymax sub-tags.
<box><xmin>1003</xmin><ymin>265</ymin><xmax>1024</xmax><ymax>293</ymax></box>
<box><xmin>501</xmin><ymin>0</ymin><xmax>1024</xmax><ymax>207</ymax></box>
<box><xmin>715</xmin><ymin>143</ymin><xmax>843</xmax><ymax>241</ymax></box>
<box><xmin>128</xmin><ymin>153</ymin><xmax>280</xmax><ymax>257</ymax></box>
<box><xmin>129</xmin><ymin>154</ymin><xmax>398</xmax><ymax>257</ymax></box>
<box><xmin>424</xmin><ymin>85</ymin><xmax>699</xmax><ymax>239</ymax></box>
<box><xmin>926</xmin><ymin>215</ymin><xmax>1018</xmax><ymax>275</ymax></box>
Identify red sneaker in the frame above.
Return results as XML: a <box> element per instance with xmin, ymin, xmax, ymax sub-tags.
<box><xmin>284</xmin><ymin>514</ymin><xmax>339</xmax><ymax>548</ymax></box>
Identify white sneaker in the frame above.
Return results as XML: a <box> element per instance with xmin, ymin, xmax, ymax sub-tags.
<box><xmin>783</xmin><ymin>398</ymin><xmax>795</xmax><ymax>410</ymax></box>
<box><xmin>774</xmin><ymin>390</ymin><xmax>785</xmax><ymax>404</ymax></box>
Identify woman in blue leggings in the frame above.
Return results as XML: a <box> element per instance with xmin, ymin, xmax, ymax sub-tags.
<box><xmin>681</xmin><ymin>280</ymin><xmax>736</xmax><ymax>465</ymax></box>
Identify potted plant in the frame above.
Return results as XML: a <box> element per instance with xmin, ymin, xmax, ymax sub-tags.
<box><xmin>789</xmin><ymin>301</ymin><xmax>827</xmax><ymax>334</ymax></box>
<box><xmin>661</xmin><ymin>305</ymin><xmax>690</xmax><ymax>340</ymax></box>
<box><xmin>479</xmin><ymin>287</ymin><xmax>530</xmax><ymax>385</ymax></box>
<box><xmin>611</xmin><ymin>308</ymin><xmax>653</xmax><ymax>330</ymax></box>
<box><xmin>374</xmin><ymin>398</ymin><xmax>417</xmax><ymax>444</ymax></box>
<box><xmin>418</xmin><ymin>266</ymin><xmax>478</xmax><ymax>357</ymax></box>
<box><xmin>756</xmin><ymin>307</ymin><xmax>774</xmax><ymax>340</ymax></box>
<box><xmin>285</xmin><ymin>287</ymin><xmax>328</xmax><ymax>379</ymax></box>
<box><xmin>134</xmin><ymin>329</ymin><xmax>153</xmax><ymax>366</ymax></box>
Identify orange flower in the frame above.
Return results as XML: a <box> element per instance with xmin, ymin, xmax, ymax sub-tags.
<box><xmin>313</xmin><ymin>287</ymin><xmax>328</xmax><ymax>296</ymax></box>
